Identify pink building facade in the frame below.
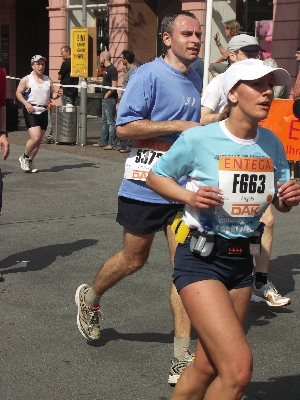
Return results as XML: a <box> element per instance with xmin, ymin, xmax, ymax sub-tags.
<box><xmin>0</xmin><ymin>0</ymin><xmax>299</xmax><ymax>99</ymax></box>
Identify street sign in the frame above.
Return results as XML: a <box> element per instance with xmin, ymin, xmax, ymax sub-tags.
<box><xmin>71</xmin><ymin>27</ymin><xmax>88</xmax><ymax>77</ymax></box>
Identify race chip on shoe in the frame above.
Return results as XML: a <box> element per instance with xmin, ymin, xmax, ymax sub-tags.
<box><xmin>124</xmin><ymin>139</ymin><xmax>172</xmax><ymax>181</ymax></box>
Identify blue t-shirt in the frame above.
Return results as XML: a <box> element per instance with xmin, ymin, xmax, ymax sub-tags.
<box><xmin>116</xmin><ymin>57</ymin><xmax>202</xmax><ymax>203</ymax></box>
<box><xmin>152</xmin><ymin>120</ymin><xmax>290</xmax><ymax>239</ymax></box>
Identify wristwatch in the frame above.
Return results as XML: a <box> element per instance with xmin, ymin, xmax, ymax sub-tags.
<box><xmin>0</xmin><ymin>131</ymin><xmax>8</xmax><ymax>137</ymax></box>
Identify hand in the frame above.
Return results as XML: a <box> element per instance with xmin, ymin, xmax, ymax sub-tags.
<box><xmin>0</xmin><ymin>134</ymin><xmax>10</xmax><ymax>160</ymax></box>
<box><xmin>189</xmin><ymin>186</ymin><xmax>224</xmax><ymax>210</ymax></box>
<box><xmin>58</xmin><ymin>88</ymin><xmax>64</xmax><ymax>97</ymax></box>
<box><xmin>25</xmin><ymin>102</ymin><xmax>35</xmax><ymax>113</ymax></box>
<box><xmin>277</xmin><ymin>180</ymin><xmax>300</xmax><ymax>208</ymax></box>
<box><xmin>214</xmin><ymin>33</ymin><xmax>220</xmax><ymax>45</ymax></box>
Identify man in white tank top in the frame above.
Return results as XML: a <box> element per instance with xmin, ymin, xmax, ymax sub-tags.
<box><xmin>16</xmin><ymin>55</ymin><xmax>59</xmax><ymax>172</ymax></box>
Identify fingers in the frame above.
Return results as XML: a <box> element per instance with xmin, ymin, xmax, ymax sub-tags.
<box><xmin>277</xmin><ymin>180</ymin><xmax>300</xmax><ymax>206</ymax></box>
<box><xmin>194</xmin><ymin>186</ymin><xmax>224</xmax><ymax>209</ymax></box>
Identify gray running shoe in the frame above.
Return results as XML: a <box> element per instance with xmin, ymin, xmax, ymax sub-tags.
<box><xmin>29</xmin><ymin>161</ymin><xmax>38</xmax><ymax>173</ymax></box>
<box><xmin>19</xmin><ymin>155</ymin><xmax>30</xmax><ymax>171</ymax></box>
<box><xmin>251</xmin><ymin>281</ymin><xmax>291</xmax><ymax>307</ymax></box>
<box><xmin>75</xmin><ymin>284</ymin><xmax>102</xmax><ymax>341</ymax></box>
<box><xmin>168</xmin><ymin>349</ymin><xmax>195</xmax><ymax>386</ymax></box>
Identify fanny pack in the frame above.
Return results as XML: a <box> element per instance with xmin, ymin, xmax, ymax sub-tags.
<box><xmin>190</xmin><ymin>231</ymin><xmax>259</xmax><ymax>257</ymax></box>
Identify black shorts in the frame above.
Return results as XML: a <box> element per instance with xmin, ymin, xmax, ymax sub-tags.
<box><xmin>173</xmin><ymin>240</ymin><xmax>254</xmax><ymax>292</ymax></box>
<box><xmin>116</xmin><ymin>196</ymin><xmax>183</xmax><ymax>234</ymax></box>
<box><xmin>23</xmin><ymin>107</ymin><xmax>48</xmax><ymax>130</ymax></box>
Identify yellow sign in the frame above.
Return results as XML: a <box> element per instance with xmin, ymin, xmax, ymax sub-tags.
<box><xmin>71</xmin><ymin>27</ymin><xmax>88</xmax><ymax>77</ymax></box>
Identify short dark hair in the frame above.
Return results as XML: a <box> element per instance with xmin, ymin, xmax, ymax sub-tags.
<box><xmin>298</xmin><ymin>46</ymin><xmax>300</xmax><ymax>52</ymax></box>
<box><xmin>161</xmin><ymin>11</ymin><xmax>198</xmax><ymax>38</ymax></box>
<box><xmin>122</xmin><ymin>50</ymin><xmax>135</xmax><ymax>64</ymax></box>
<box><xmin>61</xmin><ymin>45</ymin><xmax>71</xmax><ymax>53</ymax></box>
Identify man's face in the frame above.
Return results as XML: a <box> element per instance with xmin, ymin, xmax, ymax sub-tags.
<box><xmin>61</xmin><ymin>49</ymin><xmax>70</xmax><ymax>60</ymax></box>
<box><xmin>121</xmin><ymin>55</ymin><xmax>127</xmax><ymax>66</ymax></box>
<box><xmin>163</xmin><ymin>15</ymin><xmax>201</xmax><ymax>64</ymax></box>
<box><xmin>295</xmin><ymin>50</ymin><xmax>300</xmax><ymax>62</ymax></box>
<box><xmin>99</xmin><ymin>53</ymin><xmax>105</xmax><ymax>64</ymax></box>
<box><xmin>230</xmin><ymin>49</ymin><xmax>260</xmax><ymax>63</ymax></box>
<box><xmin>31</xmin><ymin>60</ymin><xmax>45</xmax><ymax>74</ymax></box>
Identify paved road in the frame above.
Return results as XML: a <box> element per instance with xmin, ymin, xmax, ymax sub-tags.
<box><xmin>0</xmin><ymin>121</ymin><xmax>300</xmax><ymax>399</ymax></box>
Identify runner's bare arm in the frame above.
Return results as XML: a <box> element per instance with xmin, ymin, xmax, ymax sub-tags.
<box><xmin>16</xmin><ymin>77</ymin><xmax>34</xmax><ymax>113</ymax></box>
<box><xmin>146</xmin><ymin>170</ymin><xmax>223</xmax><ymax>209</ymax></box>
<box><xmin>117</xmin><ymin>119</ymin><xmax>202</xmax><ymax>140</ymax></box>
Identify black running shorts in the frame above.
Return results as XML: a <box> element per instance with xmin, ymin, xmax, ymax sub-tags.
<box><xmin>23</xmin><ymin>107</ymin><xmax>48</xmax><ymax>130</ymax></box>
<box><xmin>116</xmin><ymin>196</ymin><xmax>183</xmax><ymax>234</ymax></box>
<box><xmin>173</xmin><ymin>240</ymin><xmax>254</xmax><ymax>292</ymax></box>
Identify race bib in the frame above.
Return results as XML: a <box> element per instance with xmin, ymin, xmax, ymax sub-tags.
<box><xmin>215</xmin><ymin>156</ymin><xmax>275</xmax><ymax>217</ymax></box>
<box><xmin>124</xmin><ymin>139</ymin><xmax>172</xmax><ymax>181</ymax></box>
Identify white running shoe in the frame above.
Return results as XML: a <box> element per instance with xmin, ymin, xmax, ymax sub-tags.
<box><xmin>75</xmin><ymin>284</ymin><xmax>103</xmax><ymax>341</ymax></box>
<box><xmin>251</xmin><ymin>281</ymin><xmax>291</xmax><ymax>307</ymax></box>
<box><xmin>168</xmin><ymin>349</ymin><xmax>195</xmax><ymax>386</ymax></box>
<box><xmin>19</xmin><ymin>155</ymin><xmax>30</xmax><ymax>171</ymax></box>
<box><xmin>29</xmin><ymin>161</ymin><xmax>38</xmax><ymax>173</ymax></box>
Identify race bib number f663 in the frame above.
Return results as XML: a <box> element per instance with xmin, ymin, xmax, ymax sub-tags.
<box><xmin>124</xmin><ymin>139</ymin><xmax>172</xmax><ymax>181</ymax></box>
<box><xmin>216</xmin><ymin>156</ymin><xmax>275</xmax><ymax>217</ymax></box>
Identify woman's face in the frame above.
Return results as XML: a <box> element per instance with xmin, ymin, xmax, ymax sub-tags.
<box><xmin>229</xmin><ymin>73</ymin><xmax>275</xmax><ymax>121</ymax></box>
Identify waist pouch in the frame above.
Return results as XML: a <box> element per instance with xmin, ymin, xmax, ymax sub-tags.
<box><xmin>215</xmin><ymin>236</ymin><xmax>252</xmax><ymax>256</ymax></box>
<box><xmin>189</xmin><ymin>232</ymin><xmax>261</xmax><ymax>257</ymax></box>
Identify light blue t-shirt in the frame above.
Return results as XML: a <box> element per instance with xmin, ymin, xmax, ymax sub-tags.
<box><xmin>116</xmin><ymin>57</ymin><xmax>202</xmax><ymax>203</ymax></box>
<box><xmin>152</xmin><ymin>120</ymin><xmax>290</xmax><ymax>239</ymax></box>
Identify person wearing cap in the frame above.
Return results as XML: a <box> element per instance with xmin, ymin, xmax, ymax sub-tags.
<box><xmin>16</xmin><ymin>55</ymin><xmax>59</xmax><ymax>173</ymax></box>
<box><xmin>147</xmin><ymin>58</ymin><xmax>299</xmax><ymax>400</ymax></box>
<box><xmin>201</xmin><ymin>34</ymin><xmax>265</xmax><ymax>126</ymax></box>
<box><xmin>200</xmin><ymin>35</ymin><xmax>291</xmax><ymax>308</ymax></box>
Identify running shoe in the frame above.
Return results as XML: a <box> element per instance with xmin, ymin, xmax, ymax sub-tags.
<box><xmin>75</xmin><ymin>284</ymin><xmax>102</xmax><ymax>341</ymax></box>
<box><xmin>168</xmin><ymin>349</ymin><xmax>195</xmax><ymax>386</ymax></box>
<box><xmin>29</xmin><ymin>161</ymin><xmax>38</xmax><ymax>173</ymax></box>
<box><xmin>19</xmin><ymin>155</ymin><xmax>30</xmax><ymax>172</ymax></box>
<box><xmin>251</xmin><ymin>281</ymin><xmax>291</xmax><ymax>307</ymax></box>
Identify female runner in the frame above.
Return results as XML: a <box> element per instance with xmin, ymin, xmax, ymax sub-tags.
<box><xmin>147</xmin><ymin>58</ymin><xmax>300</xmax><ymax>400</ymax></box>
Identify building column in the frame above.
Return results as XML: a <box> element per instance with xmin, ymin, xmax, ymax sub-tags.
<box><xmin>180</xmin><ymin>0</ymin><xmax>206</xmax><ymax>58</ymax></box>
<box><xmin>107</xmin><ymin>0</ymin><xmax>130</xmax><ymax>85</ymax></box>
<box><xmin>47</xmin><ymin>0</ymin><xmax>67</xmax><ymax>96</ymax></box>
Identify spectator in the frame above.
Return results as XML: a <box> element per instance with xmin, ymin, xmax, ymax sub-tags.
<box><xmin>45</xmin><ymin>101</ymin><xmax>53</xmax><ymax>144</ymax></box>
<box><xmin>190</xmin><ymin>56</ymin><xmax>204</xmax><ymax>82</ymax></box>
<box><xmin>264</xmin><ymin>58</ymin><xmax>286</xmax><ymax>98</ymax></box>
<box><xmin>209</xmin><ymin>19</ymin><xmax>240</xmax><ymax>77</ymax></box>
<box><xmin>93</xmin><ymin>51</ymin><xmax>118</xmax><ymax>150</ymax></box>
<box><xmin>118</xmin><ymin>50</ymin><xmax>137</xmax><ymax>153</ymax></box>
<box><xmin>58</xmin><ymin>46</ymin><xmax>79</xmax><ymax>106</ymax></box>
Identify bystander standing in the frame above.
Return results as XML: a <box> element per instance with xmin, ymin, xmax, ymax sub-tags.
<box><xmin>93</xmin><ymin>51</ymin><xmax>118</xmax><ymax>150</ymax></box>
<box><xmin>58</xmin><ymin>46</ymin><xmax>79</xmax><ymax>106</ymax></box>
<box><xmin>118</xmin><ymin>50</ymin><xmax>137</xmax><ymax>153</ymax></box>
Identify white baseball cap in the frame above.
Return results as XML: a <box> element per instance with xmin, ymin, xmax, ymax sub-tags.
<box><xmin>31</xmin><ymin>55</ymin><xmax>47</xmax><ymax>64</ymax></box>
<box><xmin>228</xmin><ymin>34</ymin><xmax>265</xmax><ymax>52</ymax></box>
<box><xmin>222</xmin><ymin>58</ymin><xmax>291</xmax><ymax>95</ymax></box>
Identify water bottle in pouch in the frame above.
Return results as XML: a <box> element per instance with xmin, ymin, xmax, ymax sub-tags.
<box><xmin>190</xmin><ymin>220</ymin><xmax>215</xmax><ymax>257</ymax></box>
